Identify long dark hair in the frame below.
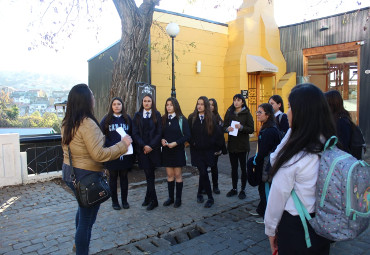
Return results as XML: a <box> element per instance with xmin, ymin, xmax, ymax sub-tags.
<box><xmin>324</xmin><ymin>90</ymin><xmax>352</xmax><ymax>121</ymax></box>
<box><xmin>162</xmin><ymin>97</ymin><xmax>185</xmax><ymax>127</ymax></box>
<box><xmin>269</xmin><ymin>95</ymin><xmax>285</xmax><ymax>113</ymax></box>
<box><xmin>258</xmin><ymin>103</ymin><xmax>276</xmax><ymax>131</ymax></box>
<box><xmin>62</xmin><ymin>84</ymin><xmax>99</xmax><ymax>145</ymax></box>
<box><xmin>209</xmin><ymin>98</ymin><xmax>222</xmax><ymax>124</ymax></box>
<box><xmin>270</xmin><ymin>83</ymin><xmax>336</xmax><ymax>177</ymax></box>
<box><xmin>191</xmin><ymin>96</ymin><xmax>214</xmax><ymax>135</ymax></box>
<box><xmin>102</xmin><ymin>97</ymin><xmax>129</xmax><ymax>135</ymax></box>
<box><xmin>138</xmin><ymin>94</ymin><xmax>158</xmax><ymax>124</ymax></box>
<box><xmin>227</xmin><ymin>94</ymin><xmax>247</xmax><ymax>112</ymax></box>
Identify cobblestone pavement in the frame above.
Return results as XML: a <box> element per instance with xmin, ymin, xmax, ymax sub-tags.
<box><xmin>0</xmin><ymin>142</ymin><xmax>369</xmax><ymax>255</ymax></box>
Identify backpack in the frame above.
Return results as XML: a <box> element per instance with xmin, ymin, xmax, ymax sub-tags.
<box><xmin>292</xmin><ymin>136</ymin><xmax>370</xmax><ymax>248</ymax></box>
<box><xmin>349</xmin><ymin>121</ymin><xmax>366</xmax><ymax>160</ymax></box>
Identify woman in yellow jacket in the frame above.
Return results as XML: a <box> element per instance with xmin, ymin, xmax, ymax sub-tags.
<box><xmin>61</xmin><ymin>84</ymin><xmax>132</xmax><ymax>255</ymax></box>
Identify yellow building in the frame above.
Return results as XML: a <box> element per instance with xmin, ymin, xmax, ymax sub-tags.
<box><xmin>150</xmin><ymin>0</ymin><xmax>295</xmax><ymax>136</ymax></box>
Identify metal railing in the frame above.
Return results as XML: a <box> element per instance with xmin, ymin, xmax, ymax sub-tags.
<box><xmin>20</xmin><ymin>134</ymin><xmax>63</xmax><ymax>175</ymax></box>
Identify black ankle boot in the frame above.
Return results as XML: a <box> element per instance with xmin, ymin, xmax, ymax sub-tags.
<box><xmin>174</xmin><ymin>182</ymin><xmax>183</xmax><ymax>208</ymax></box>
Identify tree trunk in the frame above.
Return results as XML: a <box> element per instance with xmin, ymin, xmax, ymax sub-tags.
<box><xmin>110</xmin><ymin>0</ymin><xmax>160</xmax><ymax>117</ymax></box>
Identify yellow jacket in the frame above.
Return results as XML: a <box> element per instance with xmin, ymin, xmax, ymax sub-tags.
<box><xmin>62</xmin><ymin>118</ymin><xmax>128</xmax><ymax>172</ymax></box>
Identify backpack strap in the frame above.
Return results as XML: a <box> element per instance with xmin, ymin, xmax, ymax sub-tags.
<box><xmin>323</xmin><ymin>136</ymin><xmax>338</xmax><ymax>151</ymax></box>
<box><xmin>178</xmin><ymin>116</ymin><xmax>188</xmax><ymax>161</ymax></box>
<box><xmin>265</xmin><ymin>182</ymin><xmax>270</xmax><ymax>202</ymax></box>
<box><xmin>291</xmin><ymin>190</ymin><xmax>312</xmax><ymax>248</ymax></box>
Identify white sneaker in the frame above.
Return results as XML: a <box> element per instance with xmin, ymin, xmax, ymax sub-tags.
<box><xmin>248</xmin><ymin>209</ymin><xmax>259</xmax><ymax>216</ymax></box>
<box><xmin>255</xmin><ymin>218</ymin><xmax>264</xmax><ymax>224</ymax></box>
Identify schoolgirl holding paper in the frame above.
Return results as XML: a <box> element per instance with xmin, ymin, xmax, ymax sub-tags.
<box><xmin>161</xmin><ymin>97</ymin><xmax>190</xmax><ymax>208</ymax></box>
<box><xmin>100</xmin><ymin>97</ymin><xmax>133</xmax><ymax>210</ymax></box>
<box><xmin>223</xmin><ymin>94</ymin><xmax>254</xmax><ymax>200</ymax></box>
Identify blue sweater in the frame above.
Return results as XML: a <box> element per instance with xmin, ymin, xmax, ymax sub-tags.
<box><xmin>100</xmin><ymin>115</ymin><xmax>133</xmax><ymax>170</ymax></box>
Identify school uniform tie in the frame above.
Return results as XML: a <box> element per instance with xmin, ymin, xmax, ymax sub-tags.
<box><xmin>169</xmin><ymin>115</ymin><xmax>172</xmax><ymax>120</ymax></box>
<box><xmin>200</xmin><ymin>115</ymin><xmax>204</xmax><ymax>124</ymax></box>
<box><xmin>146</xmin><ymin>112</ymin><xmax>150</xmax><ymax>118</ymax></box>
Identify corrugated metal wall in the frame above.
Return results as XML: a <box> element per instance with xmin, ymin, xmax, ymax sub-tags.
<box><xmin>88</xmin><ymin>40</ymin><xmax>150</xmax><ymax>121</ymax></box>
<box><xmin>279</xmin><ymin>7</ymin><xmax>370</xmax><ymax>145</ymax></box>
<box><xmin>88</xmin><ymin>42</ymin><xmax>120</xmax><ymax>121</ymax></box>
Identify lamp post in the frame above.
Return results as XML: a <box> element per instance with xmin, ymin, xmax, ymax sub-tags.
<box><xmin>166</xmin><ymin>23</ymin><xmax>180</xmax><ymax>98</ymax></box>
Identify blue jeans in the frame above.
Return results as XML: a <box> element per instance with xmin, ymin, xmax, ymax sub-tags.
<box><xmin>66</xmin><ymin>181</ymin><xmax>100</xmax><ymax>255</ymax></box>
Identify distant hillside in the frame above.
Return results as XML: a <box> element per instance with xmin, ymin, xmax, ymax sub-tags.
<box><xmin>0</xmin><ymin>71</ymin><xmax>86</xmax><ymax>94</ymax></box>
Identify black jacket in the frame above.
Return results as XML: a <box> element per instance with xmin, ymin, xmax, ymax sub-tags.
<box><xmin>188</xmin><ymin>113</ymin><xmax>224</xmax><ymax>167</ymax></box>
<box><xmin>132</xmin><ymin>110</ymin><xmax>162</xmax><ymax>153</ymax></box>
<box><xmin>223</xmin><ymin>106</ymin><xmax>254</xmax><ymax>153</ymax></box>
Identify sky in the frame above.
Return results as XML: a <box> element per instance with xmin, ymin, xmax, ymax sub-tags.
<box><xmin>0</xmin><ymin>0</ymin><xmax>368</xmax><ymax>89</ymax></box>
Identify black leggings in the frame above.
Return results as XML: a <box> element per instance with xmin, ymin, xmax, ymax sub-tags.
<box><xmin>277</xmin><ymin>211</ymin><xmax>331</xmax><ymax>255</ymax></box>
<box><xmin>229</xmin><ymin>152</ymin><xmax>248</xmax><ymax>190</ymax></box>
<box><xmin>109</xmin><ymin>169</ymin><xmax>129</xmax><ymax>204</ymax></box>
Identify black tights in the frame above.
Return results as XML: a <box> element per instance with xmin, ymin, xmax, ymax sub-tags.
<box><xmin>109</xmin><ymin>169</ymin><xmax>129</xmax><ymax>204</ymax></box>
<box><xmin>197</xmin><ymin>163</ymin><xmax>213</xmax><ymax>200</ymax></box>
<box><xmin>144</xmin><ymin>167</ymin><xmax>158</xmax><ymax>202</ymax></box>
<box><xmin>229</xmin><ymin>152</ymin><xmax>248</xmax><ymax>190</ymax></box>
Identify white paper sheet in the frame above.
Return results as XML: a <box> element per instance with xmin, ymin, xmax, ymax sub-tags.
<box><xmin>229</xmin><ymin>120</ymin><xmax>240</xmax><ymax>136</ymax></box>
<box><xmin>115</xmin><ymin>127</ymin><xmax>133</xmax><ymax>155</ymax></box>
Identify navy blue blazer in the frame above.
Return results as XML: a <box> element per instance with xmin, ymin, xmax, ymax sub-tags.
<box><xmin>132</xmin><ymin>110</ymin><xmax>162</xmax><ymax>153</ymax></box>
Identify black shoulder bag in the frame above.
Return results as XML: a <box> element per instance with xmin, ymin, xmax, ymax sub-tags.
<box><xmin>68</xmin><ymin>146</ymin><xmax>111</xmax><ymax>208</ymax></box>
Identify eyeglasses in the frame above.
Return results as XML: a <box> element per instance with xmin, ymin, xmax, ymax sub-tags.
<box><xmin>256</xmin><ymin>111</ymin><xmax>264</xmax><ymax>115</ymax></box>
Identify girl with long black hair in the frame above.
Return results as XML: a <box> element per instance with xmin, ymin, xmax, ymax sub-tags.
<box><xmin>265</xmin><ymin>83</ymin><xmax>334</xmax><ymax>254</ymax></box>
<box><xmin>208</xmin><ymin>98</ymin><xmax>225</xmax><ymax>194</ymax></box>
<box><xmin>61</xmin><ymin>84</ymin><xmax>132</xmax><ymax>254</ymax></box>
<box><xmin>248</xmin><ymin>103</ymin><xmax>281</xmax><ymax>222</ymax></box>
<box><xmin>100</xmin><ymin>97</ymin><xmax>133</xmax><ymax>210</ymax></box>
<box><xmin>161</xmin><ymin>97</ymin><xmax>190</xmax><ymax>208</ymax></box>
<box><xmin>188</xmin><ymin>96</ymin><xmax>223</xmax><ymax>208</ymax></box>
<box><xmin>324</xmin><ymin>90</ymin><xmax>363</xmax><ymax>159</ymax></box>
<box><xmin>132</xmin><ymin>94</ymin><xmax>162</xmax><ymax>211</ymax></box>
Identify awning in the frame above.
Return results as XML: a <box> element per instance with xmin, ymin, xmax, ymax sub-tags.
<box><xmin>246</xmin><ymin>55</ymin><xmax>278</xmax><ymax>73</ymax></box>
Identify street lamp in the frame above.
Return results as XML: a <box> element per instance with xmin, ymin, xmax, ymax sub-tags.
<box><xmin>166</xmin><ymin>22</ymin><xmax>180</xmax><ymax>98</ymax></box>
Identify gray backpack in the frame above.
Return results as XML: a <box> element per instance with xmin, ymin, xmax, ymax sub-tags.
<box><xmin>293</xmin><ymin>136</ymin><xmax>370</xmax><ymax>248</ymax></box>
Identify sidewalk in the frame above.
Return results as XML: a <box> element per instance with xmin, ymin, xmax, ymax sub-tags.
<box><xmin>0</xmin><ymin>142</ymin><xmax>369</xmax><ymax>255</ymax></box>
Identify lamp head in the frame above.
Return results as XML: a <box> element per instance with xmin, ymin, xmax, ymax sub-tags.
<box><xmin>166</xmin><ymin>23</ymin><xmax>180</xmax><ymax>38</ymax></box>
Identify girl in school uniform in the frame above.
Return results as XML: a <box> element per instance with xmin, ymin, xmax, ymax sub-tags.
<box><xmin>269</xmin><ymin>95</ymin><xmax>289</xmax><ymax>135</ymax></box>
<box><xmin>188</xmin><ymin>96</ymin><xmax>223</xmax><ymax>208</ymax></box>
<box><xmin>100</xmin><ymin>97</ymin><xmax>133</xmax><ymax>210</ymax></box>
<box><xmin>161</xmin><ymin>97</ymin><xmax>190</xmax><ymax>208</ymax></box>
<box><xmin>265</xmin><ymin>84</ymin><xmax>333</xmax><ymax>254</ymax></box>
<box><xmin>208</xmin><ymin>98</ymin><xmax>226</xmax><ymax>194</ymax></box>
<box><xmin>248</xmin><ymin>103</ymin><xmax>281</xmax><ymax>221</ymax></box>
<box><xmin>132</xmin><ymin>94</ymin><xmax>162</xmax><ymax>211</ymax></box>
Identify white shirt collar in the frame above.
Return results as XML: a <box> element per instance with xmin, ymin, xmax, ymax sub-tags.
<box><xmin>143</xmin><ymin>109</ymin><xmax>152</xmax><ymax>118</ymax></box>
<box><xmin>274</xmin><ymin>110</ymin><xmax>282</xmax><ymax>117</ymax></box>
<box><xmin>199</xmin><ymin>113</ymin><xmax>204</xmax><ymax>119</ymax></box>
<box><xmin>113</xmin><ymin>114</ymin><xmax>121</xmax><ymax>117</ymax></box>
<box><xmin>168</xmin><ymin>113</ymin><xmax>176</xmax><ymax>119</ymax></box>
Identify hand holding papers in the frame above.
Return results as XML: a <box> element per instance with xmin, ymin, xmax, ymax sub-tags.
<box><xmin>116</xmin><ymin>127</ymin><xmax>133</xmax><ymax>155</ymax></box>
<box><xmin>229</xmin><ymin>121</ymin><xmax>240</xmax><ymax>136</ymax></box>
